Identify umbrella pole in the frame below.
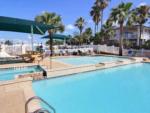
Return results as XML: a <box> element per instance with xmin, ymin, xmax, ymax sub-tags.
<box><xmin>31</xmin><ymin>25</ymin><xmax>34</xmax><ymax>51</ymax></box>
<box><xmin>49</xmin><ymin>32</ymin><xmax>53</xmax><ymax>69</ymax></box>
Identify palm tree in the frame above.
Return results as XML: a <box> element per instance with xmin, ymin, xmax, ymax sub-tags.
<box><xmin>35</xmin><ymin>11</ymin><xmax>64</xmax><ymax>68</ymax></box>
<box><xmin>83</xmin><ymin>27</ymin><xmax>93</xmax><ymax>44</ymax></box>
<box><xmin>35</xmin><ymin>12</ymin><xmax>65</xmax><ymax>33</ymax></box>
<box><xmin>72</xmin><ymin>35</ymin><xmax>82</xmax><ymax>45</ymax></box>
<box><xmin>96</xmin><ymin>0</ymin><xmax>110</xmax><ymax>30</ymax></box>
<box><xmin>109</xmin><ymin>2</ymin><xmax>132</xmax><ymax>56</ymax></box>
<box><xmin>128</xmin><ymin>5</ymin><xmax>150</xmax><ymax>47</ymax></box>
<box><xmin>90</xmin><ymin>3</ymin><xmax>101</xmax><ymax>35</ymax></box>
<box><xmin>74</xmin><ymin>17</ymin><xmax>86</xmax><ymax>44</ymax></box>
<box><xmin>35</xmin><ymin>11</ymin><xmax>64</xmax><ymax>55</ymax></box>
<box><xmin>100</xmin><ymin>19</ymin><xmax>114</xmax><ymax>43</ymax></box>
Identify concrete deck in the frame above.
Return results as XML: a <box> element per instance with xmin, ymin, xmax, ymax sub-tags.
<box><xmin>0</xmin><ymin>78</ymin><xmax>40</xmax><ymax>113</ymax></box>
<box><xmin>39</xmin><ymin>57</ymin><xmax>74</xmax><ymax>70</ymax></box>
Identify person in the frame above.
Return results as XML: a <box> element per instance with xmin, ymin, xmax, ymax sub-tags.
<box><xmin>39</xmin><ymin>43</ymin><xmax>43</xmax><ymax>53</ymax></box>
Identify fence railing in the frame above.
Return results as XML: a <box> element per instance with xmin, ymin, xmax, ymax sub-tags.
<box><xmin>4</xmin><ymin>45</ymin><xmax>32</xmax><ymax>55</ymax></box>
<box><xmin>1</xmin><ymin>44</ymin><xmax>150</xmax><ymax>57</ymax></box>
<box><xmin>93</xmin><ymin>45</ymin><xmax>150</xmax><ymax>57</ymax></box>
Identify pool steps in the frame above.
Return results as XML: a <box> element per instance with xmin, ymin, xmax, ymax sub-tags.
<box><xmin>25</xmin><ymin>96</ymin><xmax>56</xmax><ymax>113</ymax></box>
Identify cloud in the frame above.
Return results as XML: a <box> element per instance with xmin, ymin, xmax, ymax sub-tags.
<box><xmin>88</xmin><ymin>19</ymin><xmax>93</xmax><ymax>24</ymax></box>
<box><xmin>66</xmin><ymin>24</ymin><xmax>75</xmax><ymax>30</ymax></box>
<box><xmin>138</xmin><ymin>2</ymin><xmax>147</xmax><ymax>7</ymax></box>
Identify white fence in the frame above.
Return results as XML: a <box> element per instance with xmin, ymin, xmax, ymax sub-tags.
<box><xmin>1</xmin><ymin>44</ymin><xmax>150</xmax><ymax>57</ymax></box>
<box><xmin>93</xmin><ymin>45</ymin><xmax>150</xmax><ymax>57</ymax></box>
<box><xmin>92</xmin><ymin>45</ymin><xmax>119</xmax><ymax>54</ymax></box>
<box><xmin>4</xmin><ymin>45</ymin><xmax>32</xmax><ymax>55</ymax></box>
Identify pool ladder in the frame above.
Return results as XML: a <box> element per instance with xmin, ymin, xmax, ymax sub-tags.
<box><xmin>25</xmin><ymin>96</ymin><xmax>56</xmax><ymax>113</ymax></box>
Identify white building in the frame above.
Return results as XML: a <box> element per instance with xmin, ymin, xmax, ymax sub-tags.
<box><xmin>113</xmin><ymin>25</ymin><xmax>150</xmax><ymax>45</ymax></box>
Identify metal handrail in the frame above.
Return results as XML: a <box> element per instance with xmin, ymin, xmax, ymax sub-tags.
<box><xmin>33</xmin><ymin>108</ymin><xmax>50</xmax><ymax>113</ymax></box>
<box><xmin>25</xmin><ymin>96</ymin><xmax>56</xmax><ymax>113</ymax></box>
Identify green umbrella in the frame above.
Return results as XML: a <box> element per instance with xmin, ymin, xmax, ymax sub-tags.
<box><xmin>41</xmin><ymin>34</ymin><xmax>70</xmax><ymax>40</ymax></box>
<box><xmin>0</xmin><ymin>16</ymin><xmax>57</xmax><ymax>50</ymax></box>
<box><xmin>0</xmin><ymin>16</ymin><xmax>56</xmax><ymax>34</ymax></box>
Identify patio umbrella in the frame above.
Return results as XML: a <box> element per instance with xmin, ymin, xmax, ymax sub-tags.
<box><xmin>0</xmin><ymin>16</ymin><xmax>55</xmax><ymax>34</ymax></box>
<box><xmin>41</xmin><ymin>34</ymin><xmax>70</xmax><ymax>40</ymax></box>
<box><xmin>0</xmin><ymin>16</ymin><xmax>57</xmax><ymax>50</ymax></box>
<box><xmin>0</xmin><ymin>16</ymin><xmax>59</xmax><ymax>69</ymax></box>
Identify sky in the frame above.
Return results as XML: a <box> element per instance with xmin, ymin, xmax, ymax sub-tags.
<box><xmin>0</xmin><ymin>0</ymin><xmax>149</xmax><ymax>43</ymax></box>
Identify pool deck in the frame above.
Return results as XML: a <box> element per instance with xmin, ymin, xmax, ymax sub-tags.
<box><xmin>0</xmin><ymin>78</ymin><xmax>40</xmax><ymax>113</ymax></box>
<box><xmin>39</xmin><ymin>57</ymin><xmax>73</xmax><ymax>69</ymax></box>
<box><xmin>0</xmin><ymin>56</ymin><xmax>148</xmax><ymax>113</ymax></box>
<box><xmin>0</xmin><ymin>57</ymin><xmax>73</xmax><ymax>69</ymax></box>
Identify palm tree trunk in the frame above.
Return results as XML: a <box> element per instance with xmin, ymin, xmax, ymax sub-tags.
<box><xmin>48</xmin><ymin>30</ymin><xmax>53</xmax><ymax>69</ymax></box>
<box><xmin>119</xmin><ymin>23</ymin><xmax>123</xmax><ymax>56</ymax></box>
<box><xmin>48</xmin><ymin>31</ymin><xmax>53</xmax><ymax>57</ymax></box>
<box><xmin>101</xmin><ymin>10</ymin><xmax>103</xmax><ymax>31</ymax></box>
<box><xmin>95</xmin><ymin>24</ymin><xmax>96</xmax><ymax>36</ymax></box>
<box><xmin>79</xmin><ymin>30</ymin><xmax>82</xmax><ymax>45</ymax></box>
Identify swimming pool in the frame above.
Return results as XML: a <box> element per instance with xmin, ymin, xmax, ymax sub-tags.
<box><xmin>55</xmin><ymin>56</ymin><xmax>126</xmax><ymax>65</ymax></box>
<box><xmin>33</xmin><ymin>63</ymin><xmax>150</xmax><ymax>113</ymax></box>
<box><xmin>0</xmin><ymin>66</ymin><xmax>43</xmax><ymax>81</ymax></box>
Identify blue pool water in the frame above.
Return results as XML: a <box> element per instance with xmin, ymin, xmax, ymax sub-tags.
<box><xmin>55</xmin><ymin>56</ymin><xmax>126</xmax><ymax>65</ymax></box>
<box><xmin>33</xmin><ymin>63</ymin><xmax>150</xmax><ymax>113</ymax></box>
<box><xmin>0</xmin><ymin>66</ymin><xmax>43</xmax><ymax>81</ymax></box>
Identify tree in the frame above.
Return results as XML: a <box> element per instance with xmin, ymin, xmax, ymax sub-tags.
<box><xmin>99</xmin><ymin>19</ymin><xmax>114</xmax><ymax>43</ymax></box>
<box><xmin>109</xmin><ymin>2</ymin><xmax>132</xmax><ymax>56</ymax></box>
<box><xmin>142</xmin><ymin>40</ymin><xmax>150</xmax><ymax>49</ymax></box>
<box><xmin>46</xmin><ymin>40</ymin><xmax>63</xmax><ymax>45</ymax></box>
<box><xmin>71</xmin><ymin>35</ymin><xmax>82</xmax><ymax>45</ymax></box>
<box><xmin>74</xmin><ymin>17</ymin><xmax>86</xmax><ymax>36</ymax></box>
<box><xmin>82</xmin><ymin>27</ymin><xmax>93</xmax><ymax>44</ymax></box>
<box><xmin>92</xmin><ymin>33</ymin><xmax>102</xmax><ymax>44</ymax></box>
<box><xmin>4</xmin><ymin>40</ymin><xmax>13</xmax><ymax>45</ymax></box>
<box><xmin>128</xmin><ymin>5</ymin><xmax>150</xmax><ymax>47</ymax></box>
<box><xmin>35</xmin><ymin>12</ymin><xmax>65</xmax><ymax>33</ymax></box>
<box><xmin>35</xmin><ymin>11</ymin><xmax>65</xmax><ymax>56</ymax></box>
<box><xmin>96</xmin><ymin>0</ymin><xmax>110</xmax><ymax>30</ymax></box>
<box><xmin>90</xmin><ymin>2</ymin><xmax>101</xmax><ymax>34</ymax></box>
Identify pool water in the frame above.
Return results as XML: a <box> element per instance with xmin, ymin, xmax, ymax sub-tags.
<box><xmin>55</xmin><ymin>56</ymin><xmax>126</xmax><ymax>65</ymax></box>
<box><xmin>33</xmin><ymin>63</ymin><xmax>150</xmax><ymax>113</ymax></box>
<box><xmin>0</xmin><ymin>66</ymin><xmax>43</xmax><ymax>81</ymax></box>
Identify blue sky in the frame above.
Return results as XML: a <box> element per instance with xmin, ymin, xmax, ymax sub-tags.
<box><xmin>0</xmin><ymin>0</ymin><xmax>149</xmax><ymax>43</ymax></box>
